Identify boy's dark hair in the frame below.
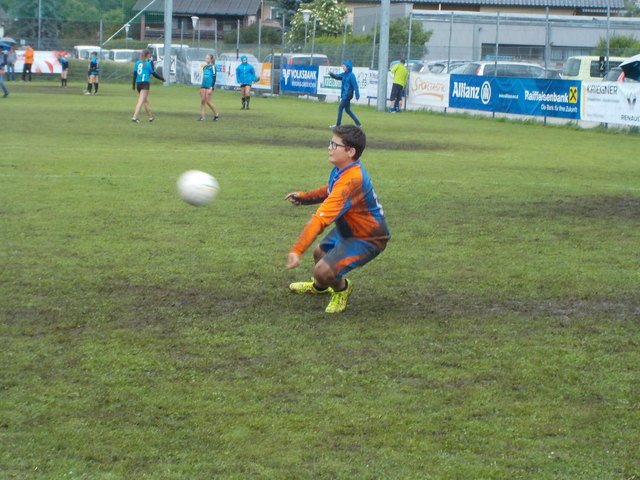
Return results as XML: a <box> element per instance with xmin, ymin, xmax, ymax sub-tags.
<box><xmin>332</xmin><ymin>125</ymin><xmax>366</xmax><ymax>160</ymax></box>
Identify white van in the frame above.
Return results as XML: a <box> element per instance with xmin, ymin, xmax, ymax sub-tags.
<box><xmin>561</xmin><ymin>55</ymin><xmax>626</xmax><ymax>81</ymax></box>
<box><xmin>146</xmin><ymin>43</ymin><xmax>190</xmax><ymax>82</ymax></box>
<box><xmin>108</xmin><ymin>49</ymin><xmax>136</xmax><ymax>63</ymax></box>
<box><xmin>73</xmin><ymin>45</ymin><xmax>110</xmax><ymax>60</ymax></box>
<box><xmin>146</xmin><ymin>43</ymin><xmax>189</xmax><ymax>63</ymax></box>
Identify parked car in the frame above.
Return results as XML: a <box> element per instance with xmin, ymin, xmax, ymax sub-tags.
<box><xmin>108</xmin><ymin>49</ymin><xmax>137</xmax><ymax>63</ymax></box>
<box><xmin>450</xmin><ymin>61</ymin><xmax>545</xmax><ymax>78</ymax></box>
<box><xmin>73</xmin><ymin>45</ymin><xmax>109</xmax><ymax>60</ymax></box>
<box><xmin>603</xmin><ymin>66</ymin><xmax>638</xmax><ymax>82</ymax></box>
<box><xmin>262</xmin><ymin>53</ymin><xmax>330</xmax><ymax>95</ymax></box>
<box><xmin>390</xmin><ymin>59</ymin><xmax>425</xmax><ymax>73</ymax></box>
<box><xmin>560</xmin><ymin>55</ymin><xmax>626</xmax><ymax>81</ymax></box>
<box><xmin>217</xmin><ymin>52</ymin><xmax>259</xmax><ymax>65</ymax></box>
<box><xmin>425</xmin><ymin>59</ymin><xmax>470</xmax><ymax>74</ymax></box>
<box><xmin>542</xmin><ymin>67</ymin><xmax>562</xmax><ymax>79</ymax></box>
<box><xmin>147</xmin><ymin>43</ymin><xmax>190</xmax><ymax>83</ymax></box>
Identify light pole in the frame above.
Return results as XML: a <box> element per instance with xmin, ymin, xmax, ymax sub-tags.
<box><xmin>124</xmin><ymin>23</ymin><xmax>130</xmax><ymax>48</ymax></box>
<box><xmin>190</xmin><ymin>15</ymin><xmax>199</xmax><ymax>50</ymax></box>
<box><xmin>301</xmin><ymin>9</ymin><xmax>312</xmax><ymax>48</ymax></box>
<box><xmin>341</xmin><ymin>16</ymin><xmax>348</xmax><ymax>63</ymax></box>
<box><xmin>310</xmin><ymin>16</ymin><xmax>317</xmax><ymax>65</ymax></box>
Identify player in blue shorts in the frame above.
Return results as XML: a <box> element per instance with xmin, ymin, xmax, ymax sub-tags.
<box><xmin>131</xmin><ymin>50</ymin><xmax>165</xmax><ymax>123</ymax></box>
<box><xmin>285</xmin><ymin>126</ymin><xmax>391</xmax><ymax>313</ymax></box>
<box><xmin>198</xmin><ymin>53</ymin><xmax>220</xmax><ymax>121</ymax></box>
<box><xmin>85</xmin><ymin>51</ymin><xmax>100</xmax><ymax>95</ymax></box>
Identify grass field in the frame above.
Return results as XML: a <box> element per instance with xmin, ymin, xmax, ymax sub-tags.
<box><xmin>1</xmin><ymin>80</ymin><xmax>639</xmax><ymax>479</ymax></box>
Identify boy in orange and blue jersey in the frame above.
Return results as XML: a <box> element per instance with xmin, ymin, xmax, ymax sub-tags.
<box><xmin>285</xmin><ymin>125</ymin><xmax>390</xmax><ymax>313</ymax></box>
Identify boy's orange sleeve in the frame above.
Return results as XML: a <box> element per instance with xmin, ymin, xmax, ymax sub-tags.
<box><xmin>297</xmin><ymin>185</ymin><xmax>328</xmax><ymax>204</ymax></box>
<box><xmin>290</xmin><ymin>180</ymin><xmax>353</xmax><ymax>255</ymax></box>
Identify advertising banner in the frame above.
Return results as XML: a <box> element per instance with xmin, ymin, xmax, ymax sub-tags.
<box><xmin>581</xmin><ymin>81</ymin><xmax>640</xmax><ymax>126</ymax></box>
<box><xmin>406</xmin><ymin>72</ymin><xmax>449</xmax><ymax>108</ymax></box>
<box><xmin>364</xmin><ymin>70</ymin><xmax>394</xmax><ymax>99</ymax></box>
<box><xmin>280</xmin><ymin>65</ymin><xmax>319</xmax><ymax>94</ymax></box>
<box><xmin>191</xmin><ymin>61</ymin><xmax>269</xmax><ymax>90</ymax></box>
<box><xmin>317</xmin><ymin>66</ymin><xmax>372</xmax><ymax>98</ymax></box>
<box><xmin>14</xmin><ymin>50</ymin><xmax>66</xmax><ymax>74</ymax></box>
<box><xmin>317</xmin><ymin>66</ymin><xmax>343</xmax><ymax>96</ymax></box>
<box><xmin>449</xmin><ymin>75</ymin><xmax>580</xmax><ymax>119</ymax></box>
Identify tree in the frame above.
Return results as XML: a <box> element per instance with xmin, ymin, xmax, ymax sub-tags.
<box><xmin>623</xmin><ymin>0</ymin><xmax>640</xmax><ymax>16</ymax></box>
<box><xmin>272</xmin><ymin>0</ymin><xmax>303</xmax><ymax>15</ymax></box>
<box><xmin>389</xmin><ymin>16</ymin><xmax>431</xmax><ymax>53</ymax></box>
<box><xmin>593</xmin><ymin>35</ymin><xmax>640</xmax><ymax>57</ymax></box>
<box><xmin>287</xmin><ymin>0</ymin><xmax>349</xmax><ymax>43</ymax></box>
<box><xmin>8</xmin><ymin>0</ymin><xmax>61</xmax><ymax>47</ymax></box>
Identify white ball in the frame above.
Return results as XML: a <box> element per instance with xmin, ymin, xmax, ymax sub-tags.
<box><xmin>177</xmin><ymin>170</ymin><xmax>219</xmax><ymax>206</ymax></box>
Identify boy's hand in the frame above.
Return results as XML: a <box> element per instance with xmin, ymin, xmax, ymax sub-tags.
<box><xmin>285</xmin><ymin>192</ymin><xmax>302</xmax><ymax>205</ymax></box>
<box><xmin>286</xmin><ymin>252</ymin><xmax>300</xmax><ymax>270</ymax></box>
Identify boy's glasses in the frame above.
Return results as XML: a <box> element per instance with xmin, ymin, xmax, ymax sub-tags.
<box><xmin>329</xmin><ymin>140</ymin><xmax>348</xmax><ymax>150</ymax></box>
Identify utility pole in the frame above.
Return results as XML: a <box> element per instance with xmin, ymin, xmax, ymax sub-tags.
<box><xmin>376</xmin><ymin>0</ymin><xmax>390</xmax><ymax>112</ymax></box>
<box><xmin>164</xmin><ymin>0</ymin><xmax>173</xmax><ymax>85</ymax></box>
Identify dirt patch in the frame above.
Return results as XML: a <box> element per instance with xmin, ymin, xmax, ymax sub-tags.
<box><xmin>523</xmin><ymin>195</ymin><xmax>640</xmax><ymax>221</ymax></box>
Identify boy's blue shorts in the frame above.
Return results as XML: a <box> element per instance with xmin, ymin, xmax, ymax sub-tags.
<box><xmin>319</xmin><ymin>228</ymin><xmax>383</xmax><ymax>278</ymax></box>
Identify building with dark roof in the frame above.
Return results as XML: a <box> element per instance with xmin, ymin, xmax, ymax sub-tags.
<box><xmin>132</xmin><ymin>0</ymin><xmax>277</xmax><ymax>41</ymax></box>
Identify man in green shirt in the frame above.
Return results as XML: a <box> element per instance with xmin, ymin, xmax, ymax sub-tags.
<box><xmin>389</xmin><ymin>59</ymin><xmax>409</xmax><ymax>112</ymax></box>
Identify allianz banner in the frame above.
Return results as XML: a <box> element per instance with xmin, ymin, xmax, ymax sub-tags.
<box><xmin>281</xmin><ymin>65</ymin><xmax>319</xmax><ymax>94</ymax></box>
<box><xmin>449</xmin><ymin>75</ymin><xmax>581</xmax><ymax>119</ymax></box>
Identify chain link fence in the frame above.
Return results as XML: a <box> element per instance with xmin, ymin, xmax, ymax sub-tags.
<box><xmin>5</xmin><ymin>13</ymin><xmax>640</xmax><ymax>85</ymax></box>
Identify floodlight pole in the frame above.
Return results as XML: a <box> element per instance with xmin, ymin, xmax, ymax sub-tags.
<box><xmin>302</xmin><ymin>9</ymin><xmax>312</xmax><ymax>49</ymax></box>
<box><xmin>125</xmin><ymin>23</ymin><xmax>130</xmax><ymax>48</ymax></box>
<box><xmin>191</xmin><ymin>15</ymin><xmax>198</xmax><ymax>48</ymax></box>
<box><xmin>341</xmin><ymin>17</ymin><xmax>348</xmax><ymax>63</ymax></box>
<box><xmin>310</xmin><ymin>17</ymin><xmax>317</xmax><ymax>65</ymax></box>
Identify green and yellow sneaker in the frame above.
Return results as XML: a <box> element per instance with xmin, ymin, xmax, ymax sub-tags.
<box><xmin>325</xmin><ymin>279</ymin><xmax>353</xmax><ymax>313</ymax></box>
<box><xmin>289</xmin><ymin>279</ymin><xmax>332</xmax><ymax>295</ymax></box>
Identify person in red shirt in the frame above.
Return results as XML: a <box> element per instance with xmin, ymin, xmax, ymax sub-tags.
<box><xmin>285</xmin><ymin>125</ymin><xmax>391</xmax><ymax>313</ymax></box>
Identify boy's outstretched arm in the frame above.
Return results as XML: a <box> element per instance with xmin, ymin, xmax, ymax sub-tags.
<box><xmin>285</xmin><ymin>192</ymin><xmax>302</xmax><ymax>205</ymax></box>
<box><xmin>285</xmin><ymin>252</ymin><xmax>300</xmax><ymax>270</ymax></box>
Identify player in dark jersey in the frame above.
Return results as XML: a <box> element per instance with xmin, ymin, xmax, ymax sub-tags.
<box><xmin>86</xmin><ymin>52</ymin><xmax>100</xmax><ymax>95</ymax></box>
<box><xmin>131</xmin><ymin>50</ymin><xmax>165</xmax><ymax>123</ymax></box>
<box><xmin>198</xmin><ymin>53</ymin><xmax>220</xmax><ymax>121</ymax></box>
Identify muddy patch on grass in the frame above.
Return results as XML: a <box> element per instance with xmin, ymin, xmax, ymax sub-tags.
<box><xmin>387</xmin><ymin>288</ymin><xmax>640</xmax><ymax>320</ymax></box>
<box><xmin>513</xmin><ymin>195</ymin><xmax>640</xmax><ymax>221</ymax></box>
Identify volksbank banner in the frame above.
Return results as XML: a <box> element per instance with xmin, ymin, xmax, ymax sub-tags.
<box><xmin>281</xmin><ymin>65</ymin><xmax>319</xmax><ymax>94</ymax></box>
<box><xmin>449</xmin><ymin>75</ymin><xmax>580</xmax><ymax>119</ymax></box>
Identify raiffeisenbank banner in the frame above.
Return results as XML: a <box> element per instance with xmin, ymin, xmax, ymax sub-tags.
<box><xmin>448</xmin><ymin>75</ymin><xmax>581</xmax><ymax>119</ymax></box>
<box><xmin>581</xmin><ymin>81</ymin><xmax>640</xmax><ymax>126</ymax></box>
